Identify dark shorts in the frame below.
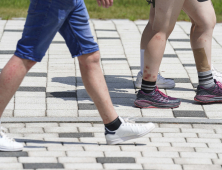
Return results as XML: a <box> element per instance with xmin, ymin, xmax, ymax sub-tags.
<box><xmin>15</xmin><ymin>0</ymin><xmax>99</xmax><ymax>62</ymax></box>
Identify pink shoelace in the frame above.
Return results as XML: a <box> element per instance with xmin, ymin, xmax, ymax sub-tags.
<box><xmin>155</xmin><ymin>87</ymin><xmax>168</xmax><ymax>98</ymax></box>
<box><xmin>216</xmin><ymin>80</ymin><xmax>222</xmax><ymax>89</ymax></box>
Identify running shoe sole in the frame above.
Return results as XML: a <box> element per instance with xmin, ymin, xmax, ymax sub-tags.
<box><xmin>0</xmin><ymin>146</ymin><xmax>23</xmax><ymax>152</ymax></box>
<box><xmin>106</xmin><ymin>123</ymin><xmax>155</xmax><ymax>145</ymax></box>
<box><xmin>194</xmin><ymin>97</ymin><xmax>222</xmax><ymax>103</ymax></box>
<box><xmin>134</xmin><ymin>100</ymin><xmax>180</xmax><ymax>109</ymax></box>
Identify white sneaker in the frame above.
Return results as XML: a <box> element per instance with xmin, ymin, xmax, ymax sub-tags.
<box><xmin>0</xmin><ymin>127</ymin><xmax>23</xmax><ymax>151</ymax></box>
<box><xmin>135</xmin><ymin>71</ymin><xmax>175</xmax><ymax>89</ymax></box>
<box><xmin>105</xmin><ymin>117</ymin><xmax>155</xmax><ymax>145</ymax></box>
<box><xmin>212</xmin><ymin>65</ymin><xmax>222</xmax><ymax>83</ymax></box>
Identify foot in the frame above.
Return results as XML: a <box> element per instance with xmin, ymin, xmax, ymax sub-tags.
<box><xmin>105</xmin><ymin>117</ymin><xmax>155</xmax><ymax>145</ymax></box>
<box><xmin>134</xmin><ymin>87</ymin><xmax>181</xmax><ymax>108</ymax></box>
<box><xmin>135</xmin><ymin>71</ymin><xmax>175</xmax><ymax>89</ymax></box>
<box><xmin>0</xmin><ymin>127</ymin><xmax>23</xmax><ymax>151</ymax></box>
<box><xmin>212</xmin><ymin>65</ymin><xmax>222</xmax><ymax>83</ymax></box>
<box><xmin>194</xmin><ymin>80</ymin><xmax>222</xmax><ymax>103</ymax></box>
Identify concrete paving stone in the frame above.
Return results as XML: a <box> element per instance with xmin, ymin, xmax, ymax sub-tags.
<box><xmin>14</xmin><ymin>110</ymin><xmax>46</xmax><ymax>117</ymax></box>
<box><xmin>96</xmin><ymin>157</ymin><xmax>135</xmax><ymax>163</ymax></box>
<box><xmin>2</xmin><ymin>109</ymin><xmax>13</xmax><ymax>117</ymax></box>
<box><xmin>84</xmin><ymin>146</ymin><xmax>120</xmax><ymax>151</ymax></box>
<box><xmin>105</xmin><ymin>151</ymin><xmax>141</xmax><ymax>157</ymax></box>
<box><xmin>0</xmin><ymin>152</ymin><xmax>28</xmax><ymax>157</ymax></box>
<box><xmin>180</xmin><ymin>152</ymin><xmax>217</xmax><ymax>159</ymax></box>
<box><xmin>204</xmin><ymin>111</ymin><xmax>222</xmax><ymax>119</ymax></box>
<box><xmin>159</xmin><ymin>124</ymin><xmax>192</xmax><ymax>128</ymax></box>
<box><xmin>198</xmin><ymin>133</ymin><xmax>222</xmax><ymax>139</ymax></box>
<box><xmin>59</xmin><ymin>132</ymin><xmax>94</xmax><ymax>138</ymax></box>
<box><xmin>23</xmin><ymin>163</ymin><xmax>64</xmax><ymax>169</ymax></box>
<box><xmin>1</xmin><ymin>123</ymin><xmax>25</xmax><ymax>128</ymax></box>
<box><xmin>28</xmin><ymin>151</ymin><xmax>66</xmax><ymax>157</ymax></box>
<box><xmin>158</xmin><ymin>147</ymin><xmax>194</xmax><ymax>152</ymax></box>
<box><xmin>23</xmin><ymin>133</ymin><xmax>58</xmax><ymax>138</ymax></box>
<box><xmin>195</xmin><ymin>148</ymin><xmax>222</xmax><ymax>153</ymax></box>
<box><xmin>47</xmin><ymin>97</ymin><xmax>76</xmax><ymax>103</ymax></box>
<box><xmin>104</xmin><ymin>163</ymin><xmax>143</xmax><ymax>170</ymax></box>
<box><xmin>0</xmin><ymin>157</ymin><xmax>18</xmax><ymax>163</ymax></box>
<box><xmin>136</xmin><ymin>157</ymin><xmax>173</xmax><ymax>164</ymax></box>
<box><xmin>78</xmin><ymin>103</ymin><xmax>97</xmax><ymax>110</ymax></box>
<box><xmin>186</xmin><ymin>138</ymin><xmax>221</xmax><ymax>143</ymax></box>
<box><xmin>10</xmin><ymin>127</ymin><xmax>44</xmax><ymax>134</ymax></box>
<box><xmin>151</xmin><ymin>137</ymin><xmax>186</xmax><ymax>143</ymax></box>
<box><xmin>64</xmin><ymin>163</ymin><xmax>103</xmax><ymax>169</ymax></box>
<box><xmin>59</xmin><ymin>123</ymin><xmax>92</xmax><ymax>127</ymax></box>
<box><xmin>47</xmin><ymin>110</ymin><xmax>78</xmax><ymax>117</ymax></box>
<box><xmin>142</xmin><ymin>109</ymin><xmax>174</xmax><ymax>118</ymax></box>
<box><xmin>143</xmin><ymin>164</ymin><xmax>182</xmax><ymax>170</ymax></box>
<box><xmin>58</xmin><ymin>157</ymin><xmax>96</xmax><ymax>163</ymax></box>
<box><xmin>46</xmin><ymin>92</ymin><xmax>77</xmax><ymax>98</ymax></box>
<box><xmin>80</xmin><ymin>137</ymin><xmax>106</xmax><ymax>143</ymax></box>
<box><xmin>142</xmin><ymin>151</ymin><xmax>179</xmax><ymax>158</ymax></box>
<box><xmin>15</xmin><ymin>103</ymin><xmax>46</xmax><ymax>110</ymax></box>
<box><xmin>212</xmin><ymin>159</ymin><xmax>222</xmax><ymax>165</ymax></box>
<box><xmin>163</xmin><ymin>133</ymin><xmax>197</xmax><ymax>138</ymax></box>
<box><xmin>181</xmin><ymin>128</ymin><xmax>215</xmax><ymax>134</ymax></box>
<box><xmin>47</xmin><ymin>146</ymin><xmax>83</xmax><ymax>151</ymax></box>
<box><xmin>182</xmin><ymin>165</ymin><xmax>222</xmax><ymax>170</ymax></box>
<box><xmin>173</xmin><ymin>110</ymin><xmax>205</xmax><ymax>118</ymax></box>
<box><xmin>79</xmin><ymin>127</ymin><xmax>104</xmax><ymax>133</ymax></box>
<box><xmin>153</xmin><ymin>128</ymin><xmax>180</xmax><ymax>133</ymax></box>
<box><xmin>0</xmin><ymin>163</ymin><xmax>23</xmax><ymax>169</ymax></box>
<box><xmin>25</xmin><ymin>123</ymin><xmax>58</xmax><ymax>128</ymax></box>
<box><xmin>172</xmin><ymin>143</ymin><xmax>207</xmax><ymax>148</ymax></box>
<box><xmin>15</xmin><ymin>97</ymin><xmax>46</xmax><ymax>104</ymax></box>
<box><xmin>18</xmin><ymin>157</ymin><xmax>57</xmax><ymax>163</ymax></box>
<box><xmin>44</xmin><ymin>127</ymin><xmax>78</xmax><ymax>133</ymax></box>
<box><xmin>174</xmin><ymin>158</ymin><xmax>212</xmax><ymax>165</ymax></box>
<box><xmin>47</xmin><ymin>103</ymin><xmax>77</xmax><ymax>110</ymax></box>
<box><xmin>67</xmin><ymin>151</ymin><xmax>104</xmax><ymax>157</ymax></box>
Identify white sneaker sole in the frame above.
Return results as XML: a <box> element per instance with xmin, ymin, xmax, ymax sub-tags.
<box><xmin>106</xmin><ymin>123</ymin><xmax>155</xmax><ymax>145</ymax></box>
<box><xmin>0</xmin><ymin>146</ymin><xmax>23</xmax><ymax>152</ymax></box>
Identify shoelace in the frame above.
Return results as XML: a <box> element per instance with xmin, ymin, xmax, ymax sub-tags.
<box><xmin>0</xmin><ymin>127</ymin><xmax>15</xmax><ymax>143</ymax></box>
<box><xmin>157</xmin><ymin>74</ymin><xmax>169</xmax><ymax>83</ymax></box>
<box><xmin>122</xmin><ymin>117</ymin><xmax>141</xmax><ymax>126</ymax></box>
<box><xmin>154</xmin><ymin>87</ymin><xmax>168</xmax><ymax>98</ymax></box>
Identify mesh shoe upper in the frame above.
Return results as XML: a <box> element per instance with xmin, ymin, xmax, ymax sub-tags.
<box><xmin>136</xmin><ymin>87</ymin><xmax>180</xmax><ymax>104</ymax></box>
<box><xmin>196</xmin><ymin>80</ymin><xmax>222</xmax><ymax>96</ymax></box>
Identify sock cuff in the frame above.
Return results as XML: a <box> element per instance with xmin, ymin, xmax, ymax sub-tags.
<box><xmin>142</xmin><ymin>79</ymin><xmax>156</xmax><ymax>85</ymax></box>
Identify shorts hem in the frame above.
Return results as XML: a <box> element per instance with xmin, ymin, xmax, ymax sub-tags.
<box><xmin>14</xmin><ymin>52</ymin><xmax>42</xmax><ymax>62</ymax></box>
<box><xmin>73</xmin><ymin>46</ymin><xmax>99</xmax><ymax>57</ymax></box>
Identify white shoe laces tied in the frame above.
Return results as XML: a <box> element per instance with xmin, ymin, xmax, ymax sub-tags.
<box><xmin>123</xmin><ymin>117</ymin><xmax>141</xmax><ymax>126</ymax></box>
<box><xmin>0</xmin><ymin>127</ymin><xmax>15</xmax><ymax>143</ymax></box>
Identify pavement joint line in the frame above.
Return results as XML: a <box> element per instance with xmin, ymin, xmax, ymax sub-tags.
<box><xmin>2</xmin><ymin>117</ymin><xmax>222</xmax><ymax>124</ymax></box>
<box><xmin>168</xmin><ymin>39</ymin><xmax>190</xmax><ymax>42</ymax></box>
<box><xmin>174</xmin><ymin>48</ymin><xmax>192</xmax><ymax>51</ymax></box>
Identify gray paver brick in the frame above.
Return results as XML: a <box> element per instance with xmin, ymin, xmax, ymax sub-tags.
<box><xmin>96</xmin><ymin>157</ymin><xmax>135</xmax><ymax>163</ymax></box>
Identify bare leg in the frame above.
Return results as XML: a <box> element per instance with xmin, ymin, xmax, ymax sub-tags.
<box><xmin>78</xmin><ymin>51</ymin><xmax>118</xmax><ymax>124</ymax></box>
<box><xmin>0</xmin><ymin>56</ymin><xmax>36</xmax><ymax>117</ymax></box>
<box><xmin>143</xmin><ymin>0</ymin><xmax>185</xmax><ymax>82</ymax></box>
<box><xmin>183</xmin><ymin>0</ymin><xmax>216</xmax><ymax>67</ymax></box>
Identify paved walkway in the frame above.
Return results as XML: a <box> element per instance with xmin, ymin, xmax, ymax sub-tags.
<box><xmin>0</xmin><ymin>19</ymin><xmax>222</xmax><ymax>123</ymax></box>
<box><xmin>0</xmin><ymin>19</ymin><xmax>222</xmax><ymax>169</ymax></box>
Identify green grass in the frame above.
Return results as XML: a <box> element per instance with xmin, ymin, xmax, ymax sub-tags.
<box><xmin>0</xmin><ymin>0</ymin><xmax>222</xmax><ymax>22</ymax></box>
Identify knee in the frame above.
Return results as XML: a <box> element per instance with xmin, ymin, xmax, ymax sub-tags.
<box><xmin>194</xmin><ymin>16</ymin><xmax>216</xmax><ymax>32</ymax></box>
<box><xmin>78</xmin><ymin>52</ymin><xmax>100</xmax><ymax>69</ymax></box>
